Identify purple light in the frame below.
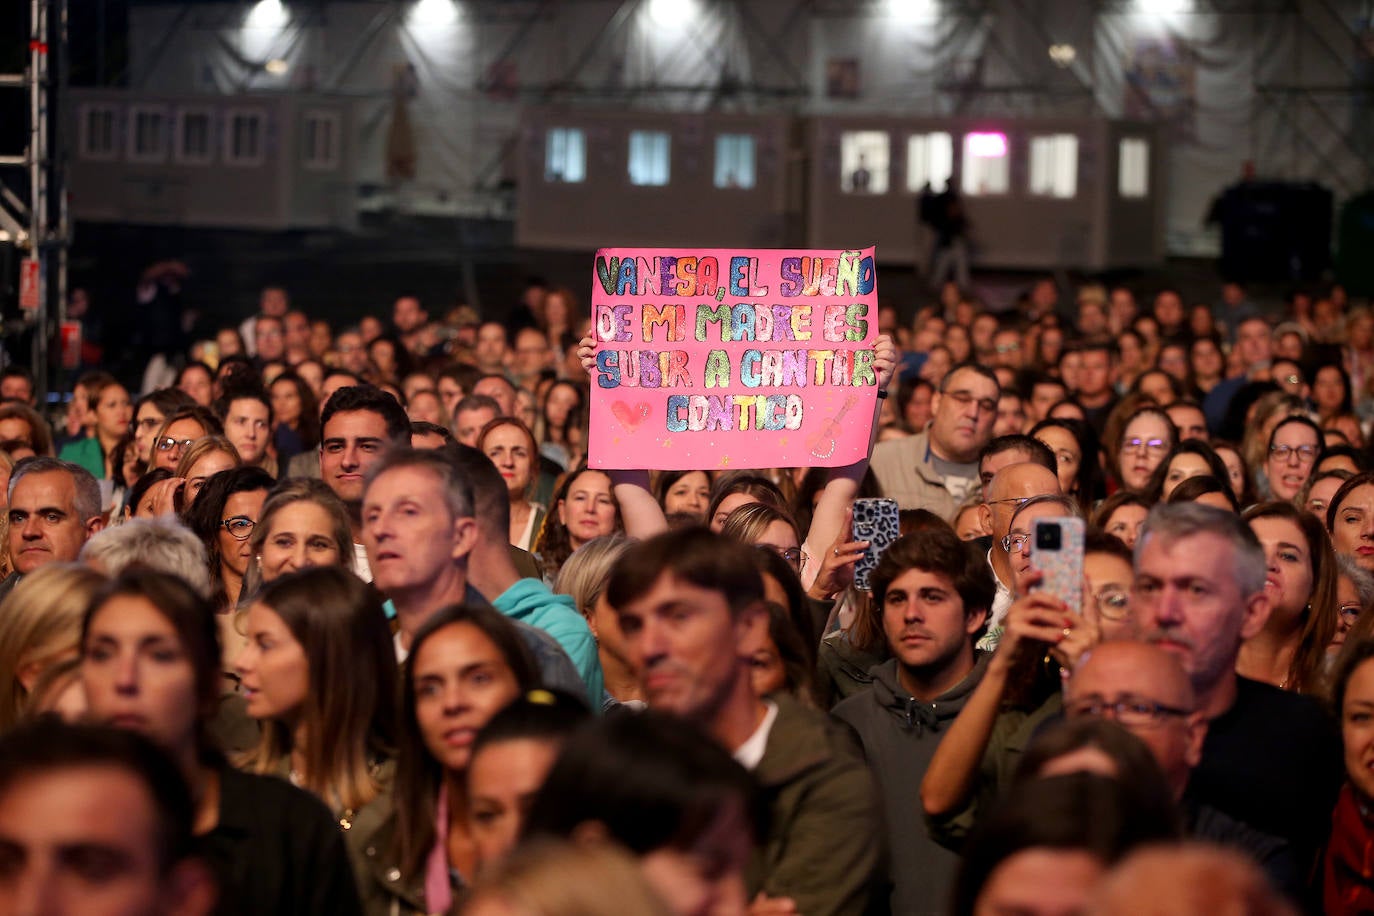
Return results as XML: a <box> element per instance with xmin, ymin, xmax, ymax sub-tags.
<box><xmin>967</xmin><ymin>132</ymin><xmax>1008</xmax><ymax>158</ymax></box>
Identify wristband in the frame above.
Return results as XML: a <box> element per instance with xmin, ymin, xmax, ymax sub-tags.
<box><xmin>875</xmin><ymin>388</ymin><xmax>889</xmax><ymax>399</ymax></box>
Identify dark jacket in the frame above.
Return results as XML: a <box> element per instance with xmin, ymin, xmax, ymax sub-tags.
<box><xmin>832</xmin><ymin>654</ymin><xmax>988</xmax><ymax>915</ymax></box>
<box><xmin>199</xmin><ymin>767</ymin><xmax>364</xmax><ymax>916</ymax></box>
<box><xmin>748</xmin><ymin>694</ymin><xmax>885</xmax><ymax>916</ymax></box>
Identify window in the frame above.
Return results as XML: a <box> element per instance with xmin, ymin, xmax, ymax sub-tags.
<box><xmin>545</xmin><ymin>128</ymin><xmax>586</xmax><ymax>183</ymax></box>
<box><xmin>302</xmin><ymin>110</ymin><xmax>340</xmax><ymax>170</ymax></box>
<box><xmin>714</xmin><ymin>134</ymin><xmax>755</xmax><ymax>189</ymax></box>
<box><xmin>224</xmin><ymin>109</ymin><xmax>267</xmax><ymax>167</ymax></box>
<box><xmin>906</xmin><ymin>132</ymin><xmax>953</xmax><ymax>192</ymax></box>
<box><xmin>127</xmin><ymin>106</ymin><xmax>169</xmax><ymax>163</ymax></box>
<box><xmin>174</xmin><ymin>109</ymin><xmax>214</xmax><ymax>165</ymax></box>
<box><xmin>78</xmin><ymin>105</ymin><xmax>119</xmax><ymax>161</ymax></box>
<box><xmin>1119</xmin><ymin>137</ymin><xmax>1149</xmax><ymax>198</ymax></box>
<box><xmin>1029</xmin><ymin>133</ymin><xmax>1078</xmax><ymax>198</ymax></box>
<box><xmin>961</xmin><ymin>132</ymin><xmax>1009</xmax><ymax>196</ymax></box>
<box><xmin>628</xmin><ymin>130</ymin><xmax>670</xmax><ymax>186</ymax></box>
<box><xmin>839</xmin><ymin>131</ymin><xmax>889</xmax><ymax>194</ymax></box>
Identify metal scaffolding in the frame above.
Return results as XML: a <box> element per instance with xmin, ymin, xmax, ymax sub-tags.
<box><xmin>1</xmin><ymin>0</ymin><xmax>67</xmax><ymax>403</ymax></box>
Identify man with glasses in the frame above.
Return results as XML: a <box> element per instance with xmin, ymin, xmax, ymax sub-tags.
<box><xmin>1065</xmin><ymin>640</ymin><xmax>1299</xmax><ymax>895</ymax></box>
<box><xmin>832</xmin><ymin>526</ymin><xmax>994</xmax><ymax>914</ymax></box>
<box><xmin>1</xmin><ymin>457</ymin><xmax>104</xmax><ymax>599</ymax></box>
<box><xmin>1132</xmin><ymin>502</ymin><xmax>1341</xmax><ymax>875</ymax></box>
<box><xmin>977</xmin><ymin>464</ymin><xmax>1062</xmax><ymax>648</ymax></box>
<box><xmin>872</xmin><ymin>362</ymin><xmax>1000</xmax><ymax>520</ymax></box>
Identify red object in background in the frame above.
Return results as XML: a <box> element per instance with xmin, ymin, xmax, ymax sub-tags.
<box><xmin>18</xmin><ymin>259</ymin><xmax>39</xmax><ymax>311</ymax></box>
<box><xmin>59</xmin><ymin>321</ymin><xmax>81</xmax><ymax>369</ymax></box>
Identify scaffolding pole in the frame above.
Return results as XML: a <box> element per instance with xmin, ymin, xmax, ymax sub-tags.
<box><xmin>1</xmin><ymin>0</ymin><xmax>68</xmax><ymax>406</ymax></box>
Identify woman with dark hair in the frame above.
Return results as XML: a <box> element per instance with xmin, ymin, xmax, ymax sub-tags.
<box><xmin>367</xmin><ymin>333</ymin><xmax>413</xmax><ymax>386</ymax></box>
<box><xmin>1144</xmin><ymin>439</ymin><xmax>1234</xmax><ymax>504</ymax></box>
<box><xmin>706</xmin><ymin>471</ymin><xmax>790</xmax><ymax>532</ymax></box>
<box><xmin>951</xmin><ymin>772</ymin><xmax>1179</xmax><ymax>916</ymax></box>
<box><xmin>653</xmin><ymin>469</ymin><xmax>712</xmax><ymax>524</ymax></box>
<box><xmin>269</xmin><ymin>370</ymin><xmax>320</xmax><ymax>467</ymax></box>
<box><xmin>1265</xmin><ymin>415</ymin><xmax>1325</xmax><ymax>504</ymax></box>
<box><xmin>1091</xmin><ymin>491</ymin><xmax>1153</xmax><ymax>550</ymax></box>
<box><xmin>479</xmin><ymin>417</ymin><xmax>545</xmax><ymax>551</ymax></box>
<box><xmin>538</xmin><ymin>380</ymin><xmax>586</xmax><ymax>471</ymax></box>
<box><xmin>184</xmin><ymin>466</ymin><xmax>275</xmax><ymax>663</ymax></box>
<box><xmin>532</xmin><ymin>466</ymin><xmax>620</xmax><ymax>581</ymax></box>
<box><xmin>1011</xmin><ymin>717</ymin><xmax>1181</xmax><ymax>817</ymax></box>
<box><xmin>1167</xmin><ymin>474</ymin><xmax>1241</xmax><ymax>513</ymax></box>
<box><xmin>1111</xmin><ymin>405</ymin><xmax>1178</xmax><ymax>493</ymax></box>
<box><xmin>235</xmin><ymin>567</ymin><xmax>396</xmax><ymax>829</ymax></box>
<box><xmin>523</xmin><ymin>711</ymin><xmax>759</xmax><ymax>916</ymax></box>
<box><xmin>1030</xmin><ymin>417</ymin><xmax>1103</xmax><ymax>506</ymax></box>
<box><xmin>1130</xmin><ymin>368</ymin><xmax>1184</xmax><ymax>407</ymax></box>
<box><xmin>360</xmin><ymin>604</ymin><xmax>539</xmax><ymax>916</ymax></box>
<box><xmin>1328</xmin><ymin>471</ymin><xmax>1374</xmax><ymax>574</ymax></box>
<box><xmin>176</xmin><ymin>360</ymin><xmax>215</xmax><ymax>407</ymax></box>
<box><xmin>1239</xmin><ymin>501</ymin><xmax>1339</xmax><ymax>695</ymax></box>
<box><xmin>1324</xmin><ymin>638</ymin><xmax>1374</xmax><ymax>911</ymax></box>
<box><xmin>131</xmin><ymin>387</ymin><xmax>195</xmax><ymax>471</ymax></box>
<box><xmin>1212</xmin><ymin>439</ymin><xmax>1255</xmax><ymax>507</ymax></box>
<box><xmin>1313</xmin><ymin>364</ymin><xmax>1355</xmax><ymax>424</ymax></box>
<box><xmin>81</xmin><ymin>567</ymin><xmax>364</xmax><ymax>915</ymax></box>
<box><xmin>466</xmin><ymin>689</ymin><xmax>591</xmax><ymax>870</ymax></box>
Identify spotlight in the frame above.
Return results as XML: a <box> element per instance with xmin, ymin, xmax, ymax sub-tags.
<box><xmin>264</xmin><ymin>58</ymin><xmax>289</xmax><ymax>74</ymax></box>
<box><xmin>1048</xmin><ymin>44</ymin><xmax>1076</xmax><ymax>67</ymax></box>
<box><xmin>246</xmin><ymin>0</ymin><xmax>288</xmax><ymax>30</ymax></box>
<box><xmin>409</xmin><ymin>0</ymin><xmax>458</xmax><ymax>28</ymax></box>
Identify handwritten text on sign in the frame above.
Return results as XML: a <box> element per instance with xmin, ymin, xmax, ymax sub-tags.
<box><xmin>588</xmin><ymin>247</ymin><xmax>879</xmax><ymax>471</ymax></box>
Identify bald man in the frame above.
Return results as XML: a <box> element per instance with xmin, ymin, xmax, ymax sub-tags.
<box><xmin>1091</xmin><ymin>843</ymin><xmax>1296</xmax><ymax>916</ymax></box>
<box><xmin>979</xmin><ymin>462</ymin><xmax>1061</xmax><ymax>641</ymax></box>
<box><xmin>1066</xmin><ymin>641</ymin><xmax>1299</xmax><ymax>898</ymax></box>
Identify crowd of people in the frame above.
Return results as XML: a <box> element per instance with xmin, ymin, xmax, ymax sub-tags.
<box><xmin>1</xmin><ymin>272</ymin><xmax>1374</xmax><ymax>914</ymax></box>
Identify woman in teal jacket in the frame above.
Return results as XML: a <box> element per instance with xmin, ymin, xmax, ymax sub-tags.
<box><xmin>59</xmin><ymin>374</ymin><xmax>131</xmax><ymax>479</ymax></box>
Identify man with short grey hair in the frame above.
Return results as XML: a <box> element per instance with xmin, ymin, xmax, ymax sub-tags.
<box><xmin>1</xmin><ymin>457</ymin><xmax>104</xmax><ymax>600</ymax></box>
<box><xmin>81</xmin><ymin>516</ymin><xmax>212</xmax><ymax>597</ymax></box>
<box><xmin>1132</xmin><ymin>502</ymin><xmax>1340</xmax><ymax>874</ymax></box>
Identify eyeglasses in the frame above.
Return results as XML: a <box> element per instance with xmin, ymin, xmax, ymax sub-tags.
<box><xmin>995</xmin><ymin>342</ymin><xmax>1021</xmax><ymax>353</ymax></box>
<box><xmin>1121</xmin><ymin>437</ymin><xmax>1168</xmax><ymax>455</ymax></box>
<box><xmin>221</xmin><ymin>516</ymin><xmax>256</xmax><ymax>540</ymax></box>
<box><xmin>985</xmin><ymin>496</ymin><xmax>1032</xmax><ymax>510</ymax></box>
<box><xmin>1340</xmin><ymin>603</ymin><xmax>1362</xmax><ymax>626</ymax></box>
<box><xmin>1094</xmin><ymin>587</ymin><xmax>1131</xmax><ymax>620</ymax></box>
<box><xmin>1001</xmin><ymin>532</ymin><xmax>1031</xmax><ymax>554</ymax></box>
<box><xmin>942</xmin><ymin>389</ymin><xmax>998</xmax><ymax>415</ymax></box>
<box><xmin>761</xmin><ymin>545</ymin><xmax>808</xmax><ymax>573</ymax></box>
<box><xmin>1269</xmin><ymin>444</ymin><xmax>1318</xmax><ymax>464</ymax></box>
<box><xmin>155</xmin><ymin>436</ymin><xmax>196</xmax><ymax>452</ymax></box>
<box><xmin>1065</xmin><ymin>694</ymin><xmax>1190</xmax><ymax>728</ymax></box>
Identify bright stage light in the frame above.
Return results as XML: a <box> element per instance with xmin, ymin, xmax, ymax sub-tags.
<box><xmin>246</xmin><ymin>0</ymin><xmax>288</xmax><ymax>31</ymax></box>
<box><xmin>1137</xmin><ymin>0</ymin><xmax>1191</xmax><ymax>15</ymax></box>
<box><xmin>409</xmin><ymin>0</ymin><xmax>459</xmax><ymax>29</ymax></box>
<box><xmin>648</xmin><ymin>0</ymin><xmax>699</xmax><ymax>26</ymax></box>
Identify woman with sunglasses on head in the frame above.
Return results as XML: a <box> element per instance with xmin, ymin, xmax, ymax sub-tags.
<box><xmin>81</xmin><ymin>567</ymin><xmax>364</xmax><ymax>916</ymax></box>
<box><xmin>359</xmin><ymin>604</ymin><xmax>539</xmax><ymax>916</ymax></box>
<box><xmin>185</xmin><ymin>466</ymin><xmax>275</xmax><ymax>667</ymax></box>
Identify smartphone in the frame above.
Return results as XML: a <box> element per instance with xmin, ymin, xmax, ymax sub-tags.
<box><xmin>852</xmin><ymin>497</ymin><xmax>900</xmax><ymax>592</ymax></box>
<box><xmin>1030</xmin><ymin>516</ymin><xmax>1085</xmax><ymax>613</ymax></box>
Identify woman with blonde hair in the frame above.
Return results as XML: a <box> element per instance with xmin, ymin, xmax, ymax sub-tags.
<box><xmin>554</xmin><ymin>536</ymin><xmax>638</xmax><ymax>710</ymax></box>
<box><xmin>173</xmin><ymin>435</ymin><xmax>242</xmax><ymax>506</ymax></box>
<box><xmin>238</xmin><ymin>478</ymin><xmax>355</xmax><ymax>605</ymax></box>
<box><xmin>0</xmin><ymin>563</ymin><xmax>106</xmax><ymax>731</ymax></box>
<box><xmin>464</xmin><ymin>839</ymin><xmax>672</xmax><ymax>916</ymax></box>
<box><xmin>479</xmin><ymin>417</ymin><xmax>545</xmax><ymax>551</ymax></box>
<box><xmin>719</xmin><ymin>501</ymin><xmax>808</xmax><ymax>578</ymax></box>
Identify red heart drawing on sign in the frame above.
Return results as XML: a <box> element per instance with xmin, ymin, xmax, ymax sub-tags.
<box><xmin>611</xmin><ymin>401</ymin><xmax>651</xmax><ymax>430</ymax></box>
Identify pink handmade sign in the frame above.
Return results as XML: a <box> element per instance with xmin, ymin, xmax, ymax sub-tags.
<box><xmin>588</xmin><ymin>246</ymin><xmax>880</xmax><ymax>471</ymax></box>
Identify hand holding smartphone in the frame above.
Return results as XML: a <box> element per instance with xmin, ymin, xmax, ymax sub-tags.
<box><xmin>1029</xmin><ymin>516</ymin><xmax>1085</xmax><ymax>614</ymax></box>
<box><xmin>852</xmin><ymin>497</ymin><xmax>900</xmax><ymax>592</ymax></box>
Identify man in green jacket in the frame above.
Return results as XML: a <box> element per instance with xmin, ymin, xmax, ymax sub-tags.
<box><xmin>609</xmin><ymin>528</ymin><xmax>883</xmax><ymax>915</ymax></box>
